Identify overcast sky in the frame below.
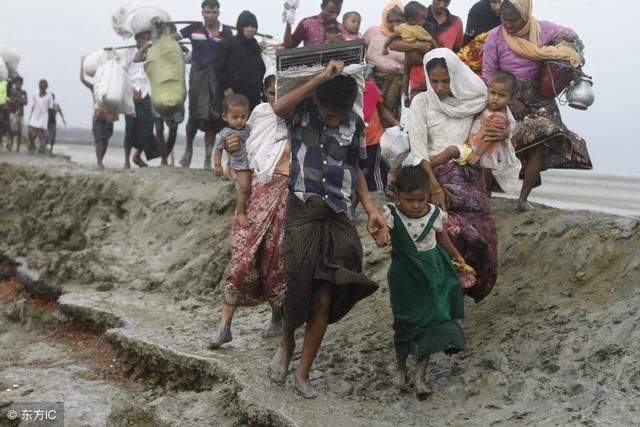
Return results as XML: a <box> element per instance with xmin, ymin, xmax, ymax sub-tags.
<box><xmin>3</xmin><ymin>0</ymin><xmax>637</xmax><ymax>175</ymax></box>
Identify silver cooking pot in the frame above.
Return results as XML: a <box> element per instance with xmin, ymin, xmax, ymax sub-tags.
<box><xmin>566</xmin><ymin>74</ymin><xmax>595</xmax><ymax>110</ymax></box>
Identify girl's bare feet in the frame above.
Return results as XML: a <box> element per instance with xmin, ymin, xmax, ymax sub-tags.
<box><xmin>415</xmin><ymin>377</ymin><xmax>432</xmax><ymax>401</ymax></box>
<box><xmin>392</xmin><ymin>368</ymin><xmax>409</xmax><ymax>392</ymax></box>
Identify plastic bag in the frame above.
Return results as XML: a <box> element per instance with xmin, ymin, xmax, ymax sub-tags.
<box><xmin>112</xmin><ymin>3</ymin><xmax>171</xmax><ymax>39</ymax></box>
<box><xmin>144</xmin><ymin>32</ymin><xmax>186</xmax><ymax>118</ymax></box>
<box><xmin>380</xmin><ymin>126</ymin><xmax>410</xmax><ymax>169</ymax></box>
<box><xmin>83</xmin><ymin>50</ymin><xmax>111</xmax><ymax>78</ymax></box>
<box><xmin>0</xmin><ymin>59</ymin><xmax>8</xmax><ymax>81</ymax></box>
<box><xmin>0</xmin><ymin>48</ymin><xmax>20</xmax><ymax>77</ymax></box>
<box><xmin>93</xmin><ymin>56</ymin><xmax>134</xmax><ymax>115</ymax></box>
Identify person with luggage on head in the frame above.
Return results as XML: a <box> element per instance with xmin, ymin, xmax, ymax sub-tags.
<box><xmin>267</xmin><ymin>59</ymin><xmax>389</xmax><ymax>399</ymax></box>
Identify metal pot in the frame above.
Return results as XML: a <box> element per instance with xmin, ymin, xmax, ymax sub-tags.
<box><xmin>566</xmin><ymin>75</ymin><xmax>595</xmax><ymax>110</ymax></box>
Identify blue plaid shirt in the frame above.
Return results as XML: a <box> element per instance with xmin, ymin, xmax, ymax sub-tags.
<box><xmin>287</xmin><ymin>100</ymin><xmax>367</xmax><ymax>214</ymax></box>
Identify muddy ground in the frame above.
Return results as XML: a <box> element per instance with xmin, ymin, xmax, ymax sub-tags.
<box><xmin>0</xmin><ymin>152</ymin><xmax>639</xmax><ymax>426</ymax></box>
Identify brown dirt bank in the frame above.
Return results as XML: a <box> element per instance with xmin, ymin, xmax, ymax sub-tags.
<box><xmin>1</xmin><ymin>154</ymin><xmax>639</xmax><ymax>426</ymax></box>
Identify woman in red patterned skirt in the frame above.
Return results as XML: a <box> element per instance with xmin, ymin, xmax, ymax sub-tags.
<box><xmin>208</xmin><ymin>72</ymin><xmax>291</xmax><ymax>349</ymax></box>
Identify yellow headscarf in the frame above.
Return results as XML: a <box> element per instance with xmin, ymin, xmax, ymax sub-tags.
<box><xmin>502</xmin><ymin>0</ymin><xmax>581</xmax><ymax>68</ymax></box>
<box><xmin>381</xmin><ymin>0</ymin><xmax>404</xmax><ymax>36</ymax></box>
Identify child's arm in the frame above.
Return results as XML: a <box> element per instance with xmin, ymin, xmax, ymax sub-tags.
<box><xmin>235</xmin><ymin>170</ymin><xmax>252</xmax><ymax>227</ymax></box>
<box><xmin>272</xmin><ymin>59</ymin><xmax>344</xmax><ymax>119</ymax></box>
<box><xmin>213</xmin><ymin>148</ymin><xmax>224</xmax><ymax>176</ymax></box>
<box><xmin>382</xmin><ymin>33</ymin><xmax>401</xmax><ymax>55</ymax></box>
<box><xmin>354</xmin><ymin>159</ymin><xmax>390</xmax><ymax>247</ymax></box>
<box><xmin>377</xmin><ymin>102</ymin><xmax>400</xmax><ymax>128</ymax></box>
<box><xmin>436</xmin><ymin>229</ymin><xmax>464</xmax><ymax>265</ymax></box>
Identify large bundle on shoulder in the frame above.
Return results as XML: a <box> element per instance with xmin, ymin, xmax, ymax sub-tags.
<box><xmin>93</xmin><ymin>51</ymin><xmax>134</xmax><ymax>115</ymax></box>
<box><xmin>0</xmin><ymin>47</ymin><xmax>20</xmax><ymax>78</ymax></box>
<box><xmin>112</xmin><ymin>2</ymin><xmax>171</xmax><ymax>39</ymax></box>
<box><xmin>145</xmin><ymin>30</ymin><xmax>186</xmax><ymax>119</ymax></box>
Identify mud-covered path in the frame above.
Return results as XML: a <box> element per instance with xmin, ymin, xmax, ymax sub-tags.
<box><xmin>1</xmin><ymin>152</ymin><xmax>639</xmax><ymax>426</ymax></box>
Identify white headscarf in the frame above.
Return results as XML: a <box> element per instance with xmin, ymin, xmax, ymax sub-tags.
<box><xmin>422</xmin><ymin>48</ymin><xmax>487</xmax><ymax>118</ymax></box>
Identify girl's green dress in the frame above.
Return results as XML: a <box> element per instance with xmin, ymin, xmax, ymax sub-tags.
<box><xmin>386</xmin><ymin>203</ymin><xmax>465</xmax><ymax>358</ymax></box>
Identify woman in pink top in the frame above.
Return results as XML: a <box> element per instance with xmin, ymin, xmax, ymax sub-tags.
<box><xmin>363</xmin><ymin>1</ymin><xmax>405</xmax><ymax>123</ymax></box>
<box><xmin>482</xmin><ymin>0</ymin><xmax>592</xmax><ymax>211</ymax></box>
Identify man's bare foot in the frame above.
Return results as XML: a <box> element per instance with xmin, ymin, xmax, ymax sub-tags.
<box><xmin>293</xmin><ymin>373</ymin><xmax>318</xmax><ymax>399</ymax></box>
<box><xmin>133</xmin><ymin>157</ymin><xmax>148</xmax><ymax>168</ymax></box>
<box><xmin>124</xmin><ymin>162</ymin><xmax>131</xmax><ymax>169</ymax></box>
<box><xmin>207</xmin><ymin>327</ymin><xmax>232</xmax><ymax>350</ymax></box>
<box><xmin>97</xmin><ymin>162</ymin><xmax>105</xmax><ymax>170</ymax></box>
<box><xmin>268</xmin><ymin>344</ymin><xmax>293</xmax><ymax>384</ymax></box>
<box><xmin>415</xmin><ymin>378</ymin><xmax>432</xmax><ymax>401</ymax></box>
<box><xmin>262</xmin><ymin>321</ymin><xmax>282</xmax><ymax>338</ymax></box>
<box><xmin>179</xmin><ymin>149</ymin><xmax>192</xmax><ymax>168</ymax></box>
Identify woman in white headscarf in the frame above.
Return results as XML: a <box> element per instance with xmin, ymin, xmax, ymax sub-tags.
<box><xmin>409</xmin><ymin>48</ymin><xmax>505</xmax><ymax>303</ymax></box>
<box><xmin>208</xmin><ymin>69</ymin><xmax>291</xmax><ymax>349</ymax></box>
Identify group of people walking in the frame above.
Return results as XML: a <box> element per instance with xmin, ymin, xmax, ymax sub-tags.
<box><xmin>0</xmin><ymin>76</ymin><xmax>66</xmax><ymax>156</ymax></box>
<box><xmin>199</xmin><ymin>0</ymin><xmax>592</xmax><ymax>401</ymax></box>
<box><xmin>5</xmin><ymin>0</ymin><xmax>586</xmax><ymax>400</ymax></box>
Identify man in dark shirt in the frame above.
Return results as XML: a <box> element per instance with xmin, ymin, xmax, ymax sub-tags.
<box><xmin>178</xmin><ymin>0</ymin><xmax>233</xmax><ymax>169</ymax></box>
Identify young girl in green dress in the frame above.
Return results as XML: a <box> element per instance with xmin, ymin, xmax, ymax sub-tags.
<box><xmin>379</xmin><ymin>165</ymin><xmax>466</xmax><ymax>399</ymax></box>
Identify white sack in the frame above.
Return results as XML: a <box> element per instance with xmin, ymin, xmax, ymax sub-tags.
<box><xmin>93</xmin><ymin>57</ymin><xmax>134</xmax><ymax>115</ymax></box>
<box><xmin>112</xmin><ymin>3</ymin><xmax>171</xmax><ymax>39</ymax></box>
<box><xmin>0</xmin><ymin>48</ymin><xmax>20</xmax><ymax>77</ymax></box>
<box><xmin>83</xmin><ymin>50</ymin><xmax>111</xmax><ymax>78</ymax></box>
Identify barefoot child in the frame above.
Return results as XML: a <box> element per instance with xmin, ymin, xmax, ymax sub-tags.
<box><xmin>378</xmin><ymin>165</ymin><xmax>466</xmax><ymax>400</ymax></box>
<box><xmin>341</xmin><ymin>11</ymin><xmax>362</xmax><ymax>40</ymax></box>
<box><xmin>214</xmin><ymin>94</ymin><xmax>252</xmax><ymax>227</ymax></box>
<box><xmin>382</xmin><ymin>1</ymin><xmax>438</xmax><ymax>106</ymax></box>
<box><xmin>268</xmin><ymin>60</ymin><xmax>390</xmax><ymax>399</ymax></box>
